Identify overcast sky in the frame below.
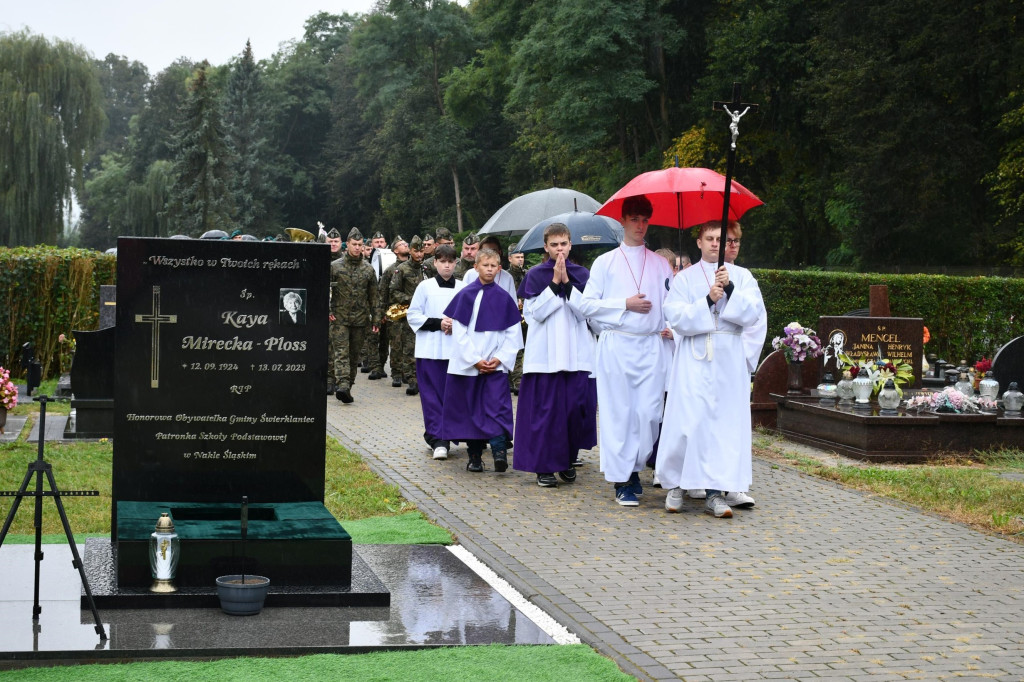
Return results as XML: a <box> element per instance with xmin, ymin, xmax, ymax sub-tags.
<box><xmin>1</xmin><ymin>0</ymin><xmax>377</xmax><ymax>73</ymax></box>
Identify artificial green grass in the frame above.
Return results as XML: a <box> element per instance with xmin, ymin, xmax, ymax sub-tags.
<box><xmin>0</xmin><ymin>646</ymin><xmax>635</xmax><ymax>681</ymax></box>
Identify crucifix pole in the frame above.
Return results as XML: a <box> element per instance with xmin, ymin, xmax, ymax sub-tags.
<box><xmin>712</xmin><ymin>82</ymin><xmax>759</xmax><ymax>269</ymax></box>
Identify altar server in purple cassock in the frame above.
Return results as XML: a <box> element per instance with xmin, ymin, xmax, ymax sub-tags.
<box><xmin>406</xmin><ymin>244</ymin><xmax>465</xmax><ymax>461</ymax></box>
<box><xmin>512</xmin><ymin>223</ymin><xmax>598</xmax><ymax>487</ymax></box>
<box><xmin>440</xmin><ymin>249</ymin><xmax>524</xmax><ymax>474</ymax></box>
<box><xmin>576</xmin><ymin>195</ymin><xmax>674</xmax><ymax>507</ymax></box>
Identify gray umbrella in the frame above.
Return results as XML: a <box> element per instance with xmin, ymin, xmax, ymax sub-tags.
<box><xmin>478</xmin><ymin>187</ymin><xmax>602</xmax><ymax>237</ymax></box>
<box><xmin>512</xmin><ymin>210</ymin><xmax>623</xmax><ymax>254</ymax></box>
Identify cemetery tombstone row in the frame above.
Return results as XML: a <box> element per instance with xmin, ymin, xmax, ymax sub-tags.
<box><xmin>112</xmin><ymin>237</ymin><xmax>350</xmax><ymax>588</ymax></box>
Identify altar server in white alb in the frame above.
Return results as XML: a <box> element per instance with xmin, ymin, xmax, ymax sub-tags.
<box><xmin>405</xmin><ymin>244</ymin><xmax>464</xmax><ymax>460</ymax></box>
<box><xmin>577</xmin><ymin>195</ymin><xmax>674</xmax><ymax>506</ymax></box>
<box><xmin>658</xmin><ymin>221</ymin><xmax>766</xmax><ymax>518</ymax></box>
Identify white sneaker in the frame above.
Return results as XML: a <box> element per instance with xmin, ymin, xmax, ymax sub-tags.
<box><xmin>432</xmin><ymin>446</ymin><xmax>448</xmax><ymax>460</ymax></box>
<box><xmin>686</xmin><ymin>489</ymin><xmax>706</xmax><ymax>499</ymax></box>
<box><xmin>664</xmin><ymin>487</ymin><xmax>684</xmax><ymax>513</ymax></box>
<box><xmin>705</xmin><ymin>494</ymin><xmax>733</xmax><ymax>518</ymax></box>
<box><xmin>723</xmin><ymin>491</ymin><xmax>755</xmax><ymax>508</ymax></box>
<box><xmin>652</xmin><ymin>472</ymin><xmax>662</xmax><ymax>488</ymax></box>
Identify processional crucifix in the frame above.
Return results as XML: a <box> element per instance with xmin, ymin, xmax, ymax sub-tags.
<box><xmin>134</xmin><ymin>286</ymin><xmax>177</xmax><ymax>388</ymax></box>
<box><xmin>712</xmin><ymin>82</ymin><xmax>760</xmax><ymax>270</ymax></box>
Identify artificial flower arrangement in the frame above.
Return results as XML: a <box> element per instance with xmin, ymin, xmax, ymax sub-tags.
<box><xmin>839</xmin><ymin>352</ymin><xmax>915</xmax><ymax>397</ymax></box>
<box><xmin>904</xmin><ymin>386</ymin><xmax>997</xmax><ymax>414</ymax></box>
<box><xmin>973</xmin><ymin>356</ymin><xmax>992</xmax><ymax>390</ymax></box>
<box><xmin>58</xmin><ymin>333</ymin><xmax>77</xmax><ymax>375</ymax></box>
<box><xmin>771</xmin><ymin>322</ymin><xmax>824</xmax><ymax>363</ymax></box>
<box><xmin>0</xmin><ymin>366</ymin><xmax>18</xmax><ymax>410</ymax></box>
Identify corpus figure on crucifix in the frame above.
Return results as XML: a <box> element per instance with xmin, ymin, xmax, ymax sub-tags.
<box><xmin>723</xmin><ymin>105</ymin><xmax>750</xmax><ymax>149</ymax></box>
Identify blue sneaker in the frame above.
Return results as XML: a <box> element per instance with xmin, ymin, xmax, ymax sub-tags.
<box><xmin>628</xmin><ymin>471</ymin><xmax>643</xmax><ymax>496</ymax></box>
<box><xmin>615</xmin><ymin>485</ymin><xmax>639</xmax><ymax>507</ymax></box>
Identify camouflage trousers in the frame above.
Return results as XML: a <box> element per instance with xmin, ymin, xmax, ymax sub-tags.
<box><xmin>361</xmin><ymin>322</ymin><xmax>388</xmax><ymax>373</ymax></box>
<box><xmin>331</xmin><ymin>322</ymin><xmax>367</xmax><ymax>391</ymax></box>
<box><xmin>390</xmin><ymin>320</ymin><xmax>416</xmax><ymax>384</ymax></box>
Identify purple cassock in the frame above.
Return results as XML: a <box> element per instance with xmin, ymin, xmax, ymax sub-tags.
<box><xmin>440</xmin><ymin>280</ymin><xmax>521</xmax><ymax>442</ymax></box>
<box><xmin>512</xmin><ymin>260</ymin><xmax>597</xmax><ymax>474</ymax></box>
<box><xmin>416</xmin><ymin>358</ymin><xmax>448</xmax><ymax>442</ymax></box>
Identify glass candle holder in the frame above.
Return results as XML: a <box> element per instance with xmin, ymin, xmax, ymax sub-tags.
<box><xmin>150</xmin><ymin>513</ymin><xmax>180</xmax><ymax>593</ymax></box>
<box><xmin>836</xmin><ymin>370</ymin><xmax>855</xmax><ymax>408</ymax></box>
<box><xmin>852</xmin><ymin>372</ymin><xmax>873</xmax><ymax>408</ymax></box>
<box><xmin>877</xmin><ymin>378</ymin><xmax>900</xmax><ymax>415</ymax></box>
<box><xmin>817</xmin><ymin>372</ymin><xmax>838</xmax><ymax>407</ymax></box>
<box><xmin>1003</xmin><ymin>382</ymin><xmax>1024</xmax><ymax>418</ymax></box>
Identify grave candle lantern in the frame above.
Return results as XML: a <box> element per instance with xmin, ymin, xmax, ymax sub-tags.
<box><xmin>852</xmin><ymin>371</ymin><xmax>873</xmax><ymax>409</ymax></box>
<box><xmin>817</xmin><ymin>373</ymin><xmax>838</xmax><ymax>407</ymax></box>
<box><xmin>836</xmin><ymin>370</ymin><xmax>855</xmax><ymax>409</ymax></box>
<box><xmin>149</xmin><ymin>513</ymin><xmax>179</xmax><ymax>593</ymax></box>
<box><xmin>978</xmin><ymin>371</ymin><xmax>999</xmax><ymax>401</ymax></box>
<box><xmin>877</xmin><ymin>379</ymin><xmax>900</xmax><ymax>415</ymax></box>
<box><xmin>1003</xmin><ymin>382</ymin><xmax>1024</xmax><ymax>418</ymax></box>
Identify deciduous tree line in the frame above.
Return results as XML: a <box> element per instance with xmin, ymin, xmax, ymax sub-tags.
<box><xmin>2</xmin><ymin>0</ymin><xmax>1022</xmax><ymax>268</ymax></box>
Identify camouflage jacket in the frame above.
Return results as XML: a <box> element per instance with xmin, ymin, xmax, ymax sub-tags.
<box><xmin>509</xmin><ymin>264</ymin><xmax>527</xmax><ymax>292</ymax></box>
<box><xmin>453</xmin><ymin>258</ymin><xmax>474</xmax><ymax>280</ymax></box>
<box><xmin>390</xmin><ymin>258</ymin><xmax>428</xmax><ymax>306</ymax></box>
<box><xmin>421</xmin><ymin>255</ymin><xmax>437</xmax><ymax>278</ymax></box>
<box><xmin>330</xmin><ymin>252</ymin><xmax>377</xmax><ymax>326</ymax></box>
<box><xmin>376</xmin><ymin>258</ymin><xmax>406</xmax><ymax>321</ymax></box>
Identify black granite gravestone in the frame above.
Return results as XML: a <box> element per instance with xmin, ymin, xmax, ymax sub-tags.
<box><xmin>818</xmin><ymin>315</ymin><xmax>924</xmax><ymax>389</ymax></box>
<box><xmin>66</xmin><ymin>327</ymin><xmax>115</xmax><ymax>439</ymax></box>
<box><xmin>99</xmin><ymin>285</ymin><xmax>116</xmax><ymax>329</ymax></box>
<box><xmin>112</xmin><ymin>237</ymin><xmax>347</xmax><ymax>589</ymax></box>
<box><xmin>992</xmin><ymin>335</ymin><xmax>1024</xmax><ymax>395</ymax></box>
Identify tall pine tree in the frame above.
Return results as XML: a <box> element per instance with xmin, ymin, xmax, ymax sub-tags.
<box><xmin>165</xmin><ymin>62</ymin><xmax>236</xmax><ymax>236</ymax></box>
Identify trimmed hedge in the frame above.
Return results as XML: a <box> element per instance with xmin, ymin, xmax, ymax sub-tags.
<box><xmin>1</xmin><ymin>247</ymin><xmax>116</xmax><ymax>379</ymax></box>
<box><xmin>753</xmin><ymin>269</ymin><xmax>1024</xmax><ymax>366</ymax></box>
<box><xmin>0</xmin><ymin>249</ymin><xmax>1018</xmax><ymax>380</ymax></box>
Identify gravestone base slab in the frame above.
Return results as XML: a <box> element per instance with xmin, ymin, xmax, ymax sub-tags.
<box><xmin>64</xmin><ymin>399</ymin><xmax>114</xmax><ymax>439</ymax></box>
<box><xmin>774</xmin><ymin>393</ymin><xmax>1024</xmax><ymax>462</ymax></box>
<box><xmin>84</xmin><ymin>538</ymin><xmax>389</xmax><ymax>609</ymax></box>
<box><xmin>115</xmin><ymin>501</ymin><xmax>353</xmax><ymax>589</ymax></box>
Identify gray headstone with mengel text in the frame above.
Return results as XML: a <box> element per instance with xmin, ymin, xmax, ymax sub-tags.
<box><xmin>112</xmin><ymin>237</ymin><xmax>331</xmax><ymax>521</ymax></box>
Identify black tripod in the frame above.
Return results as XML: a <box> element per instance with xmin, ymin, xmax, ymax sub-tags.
<box><xmin>0</xmin><ymin>395</ymin><xmax>107</xmax><ymax>640</ymax></box>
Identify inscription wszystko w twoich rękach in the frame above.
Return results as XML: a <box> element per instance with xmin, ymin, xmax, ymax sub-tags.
<box><xmin>113</xmin><ymin>237</ymin><xmax>331</xmax><ymax>530</ymax></box>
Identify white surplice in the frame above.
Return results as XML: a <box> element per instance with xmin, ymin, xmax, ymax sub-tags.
<box><xmin>522</xmin><ymin>284</ymin><xmax>595</xmax><ymax>374</ymax></box>
<box><xmin>576</xmin><ymin>244</ymin><xmax>674</xmax><ymax>482</ymax></box>
<box><xmin>656</xmin><ymin>259</ymin><xmax>766</xmax><ymax>493</ymax></box>
<box><xmin>406</xmin><ymin>276</ymin><xmax>465</xmax><ymax>360</ymax></box>
<box><xmin>446</xmin><ymin>288</ymin><xmax>524</xmax><ymax>377</ymax></box>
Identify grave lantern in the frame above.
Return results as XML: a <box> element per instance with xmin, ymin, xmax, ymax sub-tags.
<box><xmin>817</xmin><ymin>373</ymin><xmax>838</xmax><ymax>407</ymax></box>
<box><xmin>149</xmin><ymin>513</ymin><xmax>179</xmax><ymax>593</ymax></box>
<box><xmin>878</xmin><ymin>379</ymin><xmax>900</xmax><ymax>415</ymax></box>
<box><xmin>836</xmin><ymin>370</ymin><xmax>855</xmax><ymax>409</ymax></box>
<box><xmin>978</xmin><ymin>371</ymin><xmax>999</xmax><ymax>402</ymax></box>
<box><xmin>852</xmin><ymin>371</ymin><xmax>873</xmax><ymax>409</ymax></box>
<box><xmin>1003</xmin><ymin>382</ymin><xmax>1024</xmax><ymax>418</ymax></box>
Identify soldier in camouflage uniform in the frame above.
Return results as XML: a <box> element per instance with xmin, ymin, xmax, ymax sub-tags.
<box><xmin>330</xmin><ymin>227</ymin><xmax>378</xmax><ymax>404</ymax></box>
<box><xmin>325</xmin><ymin>227</ymin><xmax>344</xmax><ymax>394</ymax></box>
<box><xmin>377</xmin><ymin>236</ymin><xmax>409</xmax><ymax>386</ymax></box>
<box><xmin>362</xmin><ymin>231</ymin><xmax>391</xmax><ymax>379</ymax></box>
<box><xmin>422</xmin><ymin>227</ymin><xmax>453</xmax><ymax>278</ymax></box>
<box><xmin>390</xmin><ymin>235</ymin><xmax>428</xmax><ymax>395</ymax></box>
<box><xmin>453</xmin><ymin>232</ymin><xmax>480</xmax><ymax>280</ymax></box>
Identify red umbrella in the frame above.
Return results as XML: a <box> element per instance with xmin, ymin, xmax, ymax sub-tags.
<box><xmin>596</xmin><ymin>167</ymin><xmax>763</xmax><ymax>229</ymax></box>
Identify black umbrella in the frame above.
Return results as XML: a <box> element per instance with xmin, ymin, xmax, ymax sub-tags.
<box><xmin>512</xmin><ymin>210</ymin><xmax>623</xmax><ymax>254</ymax></box>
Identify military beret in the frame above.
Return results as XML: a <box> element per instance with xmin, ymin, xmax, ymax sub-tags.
<box><xmin>462</xmin><ymin>233</ymin><xmax>480</xmax><ymax>246</ymax></box>
<box><xmin>410</xmin><ymin>235</ymin><xmax>423</xmax><ymax>249</ymax></box>
<box><xmin>372</xmin><ymin>231</ymin><xmax>385</xmax><ymax>240</ymax></box>
<box><xmin>326</xmin><ymin>227</ymin><xmax>341</xmax><ymax>239</ymax></box>
<box><xmin>435</xmin><ymin>227</ymin><xmax>452</xmax><ymax>241</ymax></box>
<box><xmin>347</xmin><ymin>226</ymin><xmax>363</xmax><ymax>241</ymax></box>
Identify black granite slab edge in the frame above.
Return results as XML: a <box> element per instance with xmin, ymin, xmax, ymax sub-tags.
<box><xmin>0</xmin><ymin>643</ymin><xmax>553</xmax><ymax>670</ymax></box>
<box><xmin>82</xmin><ymin>538</ymin><xmax>389</xmax><ymax>609</ymax></box>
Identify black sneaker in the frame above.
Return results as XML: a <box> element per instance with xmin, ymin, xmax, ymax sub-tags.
<box><xmin>335</xmin><ymin>388</ymin><xmax>354</xmax><ymax>403</ymax></box>
<box><xmin>571</xmin><ymin>456</ymin><xmax>584</xmax><ymax>467</ymax></box>
<box><xmin>536</xmin><ymin>473</ymin><xmax>557</xmax><ymax>487</ymax></box>
<box><xmin>558</xmin><ymin>468</ymin><xmax>577</xmax><ymax>483</ymax></box>
<box><xmin>492</xmin><ymin>449</ymin><xmax>508</xmax><ymax>472</ymax></box>
<box><xmin>466</xmin><ymin>455</ymin><xmax>483</xmax><ymax>472</ymax></box>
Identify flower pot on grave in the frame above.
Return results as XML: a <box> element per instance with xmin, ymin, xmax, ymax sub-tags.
<box><xmin>215</xmin><ymin>575</ymin><xmax>270</xmax><ymax>615</ymax></box>
<box><xmin>786</xmin><ymin>360</ymin><xmax>805</xmax><ymax>395</ymax></box>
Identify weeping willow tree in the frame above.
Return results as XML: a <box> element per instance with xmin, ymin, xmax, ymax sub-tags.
<box><xmin>0</xmin><ymin>30</ymin><xmax>105</xmax><ymax>246</ymax></box>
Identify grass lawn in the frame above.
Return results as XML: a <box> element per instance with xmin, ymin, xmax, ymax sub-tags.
<box><xmin>0</xmin><ymin>646</ymin><xmax>635</xmax><ymax>681</ymax></box>
<box><xmin>754</xmin><ymin>430</ymin><xmax>1024</xmax><ymax>541</ymax></box>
